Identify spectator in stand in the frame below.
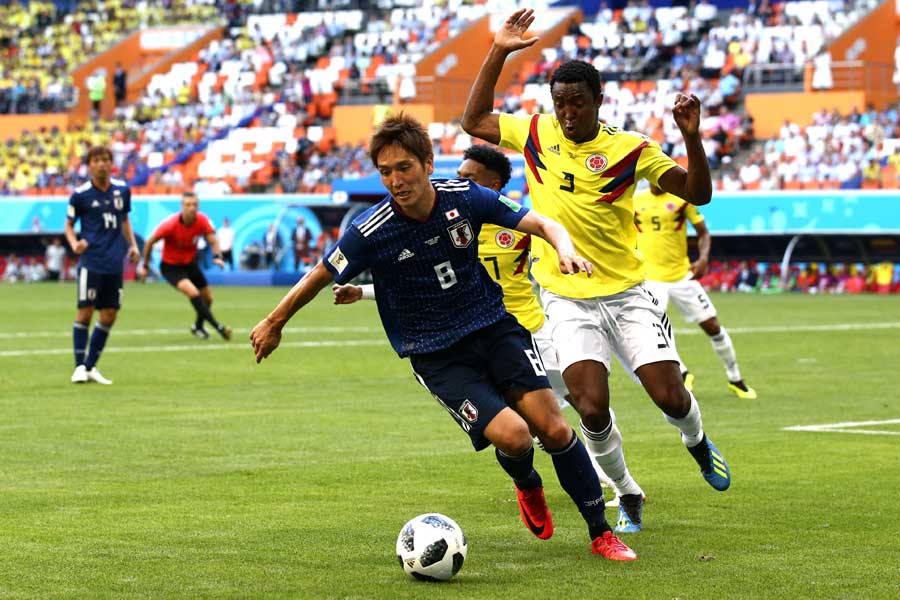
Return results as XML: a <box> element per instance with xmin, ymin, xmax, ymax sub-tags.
<box><xmin>874</xmin><ymin>261</ymin><xmax>895</xmax><ymax>294</ymax></box>
<box><xmin>88</xmin><ymin>69</ymin><xmax>107</xmax><ymax>117</ymax></box>
<box><xmin>218</xmin><ymin>217</ymin><xmax>235</xmax><ymax>271</ymax></box>
<box><xmin>735</xmin><ymin>261</ymin><xmax>758</xmax><ymax>293</ymax></box>
<box><xmin>694</xmin><ymin>0</ymin><xmax>718</xmax><ymax>27</ymax></box>
<box><xmin>45</xmin><ymin>237</ymin><xmax>67</xmax><ymax>281</ymax></box>
<box><xmin>264</xmin><ymin>224</ymin><xmax>280</xmax><ymax>271</ymax></box>
<box><xmin>3</xmin><ymin>254</ymin><xmax>22</xmax><ymax>282</ymax></box>
<box><xmin>113</xmin><ymin>62</ymin><xmax>127</xmax><ymax>107</ymax></box>
<box><xmin>292</xmin><ymin>216</ymin><xmax>311</xmax><ymax>272</ymax></box>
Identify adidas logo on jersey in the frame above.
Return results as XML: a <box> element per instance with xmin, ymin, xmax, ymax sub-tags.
<box><xmin>397</xmin><ymin>248</ymin><xmax>415</xmax><ymax>261</ymax></box>
<box><xmin>548</xmin><ymin>144</ymin><xmax>560</xmax><ymax>155</ymax></box>
<box><xmin>91</xmin><ymin>200</ymin><xmax>100</xmax><ymax>207</ymax></box>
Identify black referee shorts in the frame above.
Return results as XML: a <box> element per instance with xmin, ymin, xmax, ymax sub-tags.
<box><xmin>160</xmin><ymin>261</ymin><xmax>208</xmax><ymax>289</ymax></box>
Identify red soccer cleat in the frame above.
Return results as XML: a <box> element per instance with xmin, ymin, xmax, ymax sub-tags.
<box><xmin>515</xmin><ymin>485</ymin><xmax>554</xmax><ymax>540</ymax></box>
<box><xmin>591</xmin><ymin>531</ymin><xmax>638</xmax><ymax>561</ymax></box>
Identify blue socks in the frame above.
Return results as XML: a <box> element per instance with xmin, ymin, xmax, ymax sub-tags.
<box><xmin>73</xmin><ymin>322</ymin><xmax>88</xmax><ymax>367</ymax></box>
<box><xmin>545</xmin><ymin>431</ymin><xmax>611</xmax><ymax>538</ymax></box>
<box><xmin>85</xmin><ymin>322</ymin><xmax>110</xmax><ymax>370</ymax></box>
<box><xmin>496</xmin><ymin>445</ymin><xmax>542</xmax><ymax>490</ymax></box>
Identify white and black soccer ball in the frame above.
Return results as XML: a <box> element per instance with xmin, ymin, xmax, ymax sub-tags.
<box><xmin>396</xmin><ymin>513</ymin><xmax>467</xmax><ymax>581</ymax></box>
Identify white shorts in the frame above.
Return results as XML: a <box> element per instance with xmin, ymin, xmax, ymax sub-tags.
<box><xmin>533</xmin><ymin>320</ymin><xmax>570</xmax><ymax>409</ymax></box>
<box><xmin>541</xmin><ymin>284</ymin><xmax>679</xmax><ymax>375</ymax></box>
<box><xmin>643</xmin><ymin>275</ymin><xmax>717</xmax><ymax>324</ymax></box>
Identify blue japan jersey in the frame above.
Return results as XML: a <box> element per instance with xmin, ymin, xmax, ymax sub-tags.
<box><xmin>66</xmin><ymin>178</ymin><xmax>132</xmax><ymax>274</ymax></box>
<box><xmin>323</xmin><ymin>179</ymin><xmax>529</xmax><ymax>357</ymax></box>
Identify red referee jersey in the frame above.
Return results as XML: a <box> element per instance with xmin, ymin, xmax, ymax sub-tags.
<box><xmin>153</xmin><ymin>212</ymin><xmax>214</xmax><ymax>265</ymax></box>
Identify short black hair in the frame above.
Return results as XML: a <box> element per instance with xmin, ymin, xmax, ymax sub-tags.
<box><xmin>549</xmin><ymin>60</ymin><xmax>602</xmax><ymax>99</ymax></box>
<box><xmin>370</xmin><ymin>112</ymin><xmax>433</xmax><ymax>168</ymax></box>
<box><xmin>463</xmin><ymin>144</ymin><xmax>512</xmax><ymax>190</ymax></box>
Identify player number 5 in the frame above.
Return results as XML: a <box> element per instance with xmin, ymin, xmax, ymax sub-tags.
<box><xmin>434</xmin><ymin>261</ymin><xmax>458</xmax><ymax>290</ymax></box>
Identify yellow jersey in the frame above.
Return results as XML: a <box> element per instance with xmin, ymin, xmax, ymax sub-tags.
<box><xmin>499</xmin><ymin>113</ymin><xmax>677</xmax><ymax>297</ymax></box>
<box><xmin>634</xmin><ymin>189</ymin><xmax>705</xmax><ymax>283</ymax></box>
<box><xmin>478</xmin><ymin>224</ymin><xmax>544</xmax><ymax>333</ymax></box>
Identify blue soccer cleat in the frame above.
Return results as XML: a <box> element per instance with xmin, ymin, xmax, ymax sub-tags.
<box><xmin>687</xmin><ymin>435</ymin><xmax>730</xmax><ymax>491</ymax></box>
<box><xmin>614</xmin><ymin>493</ymin><xmax>644</xmax><ymax>533</ymax></box>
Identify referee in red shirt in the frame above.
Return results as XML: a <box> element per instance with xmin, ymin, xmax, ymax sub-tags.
<box><xmin>139</xmin><ymin>191</ymin><xmax>232</xmax><ymax>340</ymax></box>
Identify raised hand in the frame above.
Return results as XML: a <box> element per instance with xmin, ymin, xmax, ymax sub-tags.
<box><xmin>672</xmin><ymin>93</ymin><xmax>702</xmax><ymax>136</ymax></box>
<box><xmin>494</xmin><ymin>9</ymin><xmax>540</xmax><ymax>52</ymax></box>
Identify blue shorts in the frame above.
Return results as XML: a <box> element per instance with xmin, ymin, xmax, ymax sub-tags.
<box><xmin>76</xmin><ymin>266</ymin><xmax>123</xmax><ymax>310</ymax></box>
<box><xmin>409</xmin><ymin>314</ymin><xmax>551</xmax><ymax>451</ymax></box>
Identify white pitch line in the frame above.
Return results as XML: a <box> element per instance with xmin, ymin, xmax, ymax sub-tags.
<box><xmin>0</xmin><ymin>325</ymin><xmax>380</xmax><ymax>340</ymax></box>
<box><xmin>2</xmin><ymin>321</ymin><xmax>900</xmax><ymax>342</ymax></box>
<box><xmin>784</xmin><ymin>419</ymin><xmax>900</xmax><ymax>436</ymax></box>
<box><xmin>0</xmin><ymin>339</ymin><xmax>387</xmax><ymax>358</ymax></box>
<box><xmin>674</xmin><ymin>322</ymin><xmax>900</xmax><ymax>336</ymax></box>
<box><xmin>3</xmin><ymin>321</ymin><xmax>900</xmax><ymax>358</ymax></box>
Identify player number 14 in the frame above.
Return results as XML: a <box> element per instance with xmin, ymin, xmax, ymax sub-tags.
<box><xmin>103</xmin><ymin>212</ymin><xmax>118</xmax><ymax>229</ymax></box>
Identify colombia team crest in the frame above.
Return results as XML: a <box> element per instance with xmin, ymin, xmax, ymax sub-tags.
<box><xmin>448</xmin><ymin>220</ymin><xmax>474</xmax><ymax>248</ymax></box>
<box><xmin>585</xmin><ymin>153</ymin><xmax>608</xmax><ymax>173</ymax></box>
<box><xmin>495</xmin><ymin>229</ymin><xmax>515</xmax><ymax>249</ymax></box>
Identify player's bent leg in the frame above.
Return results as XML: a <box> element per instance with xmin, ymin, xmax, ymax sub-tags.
<box><xmin>699</xmin><ymin>317</ymin><xmax>757</xmax><ymax>399</ymax></box>
<box><xmin>637</xmin><ymin>361</ymin><xmax>731</xmax><ymax>491</ymax></box>
<box><xmin>513</xmin><ymin>388</ymin><xmax>636</xmax><ymax>559</ymax></box>
<box><xmin>484</xmin><ymin>407</ymin><xmax>554</xmax><ymax>541</ymax></box>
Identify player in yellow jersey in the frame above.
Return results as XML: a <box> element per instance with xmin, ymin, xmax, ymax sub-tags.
<box><xmin>461</xmin><ymin>10</ymin><xmax>732</xmax><ymax>520</ymax></box>
<box><xmin>332</xmin><ymin>145</ymin><xmax>646</xmax><ymax>525</ymax></box>
<box><xmin>635</xmin><ymin>184</ymin><xmax>757</xmax><ymax>399</ymax></box>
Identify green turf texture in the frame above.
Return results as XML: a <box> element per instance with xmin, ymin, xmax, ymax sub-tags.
<box><xmin>1</xmin><ymin>283</ymin><xmax>898</xmax><ymax>599</ymax></box>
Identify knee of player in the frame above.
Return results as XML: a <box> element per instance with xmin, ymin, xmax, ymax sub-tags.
<box><xmin>496</xmin><ymin>421</ymin><xmax>534</xmax><ymax>455</ymax></box>
<box><xmin>535</xmin><ymin>418</ymin><xmax>573</xmax><ymax>449</ymax></box>
<box><xmin>650</xmin><ymin>384</ymin><xmax>690</xmax><ymax>415</ymax></box>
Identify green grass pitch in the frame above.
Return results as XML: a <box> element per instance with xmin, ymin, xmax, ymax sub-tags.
<box><xmin>1</xmin><ymin>283</ymin><xmax>898</xmax><ymax>599</ymax></box>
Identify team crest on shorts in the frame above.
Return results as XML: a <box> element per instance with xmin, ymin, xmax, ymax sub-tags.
<box><xmin>448</xmin><ymin>220</ymin><xmax>474</xmax><ymax>248</ymax></box>
<box><xmin>585</xmin><ymin>153</ymin><xmax>608</xmax><ymax>173</ymax></box>
<box><xmin>495</xmin><ymin>229</ymin><xmax>515</xmax><ymax>249</ymax></box>
<box><xmin>459</xmin><ymin>400</ymin><xmax>478</xmax><ymax>423</ymax></box>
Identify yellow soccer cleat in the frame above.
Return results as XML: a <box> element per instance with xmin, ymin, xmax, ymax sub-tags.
<box><xmin>682</xmin><ymin>371</ymin><xmax>695</xmax><ymax>392</ymax></box>
<box><xmin>728</xmin><ymin>380</ymin><xmax>757</xmax><ymax>399</ymax></box>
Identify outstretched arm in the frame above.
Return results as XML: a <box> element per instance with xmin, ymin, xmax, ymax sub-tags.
<box><xmin>461</xmin><ymin>8</ymin><xmax>539</xmax><ymax>144</ymax></box>
<box><xmin>657</xmin><ymin>94</ymin><xmax>713</xmax><ymax>206</ymax></box>
<box><xmin>514</xmin><ymin>211</ymin><xmax>592</xmax><ymax>276</ymax></box>
<box><xmin>250</xmin><ymin>262</ymin><xmax>334</xmax><ymax>363</ymax></box>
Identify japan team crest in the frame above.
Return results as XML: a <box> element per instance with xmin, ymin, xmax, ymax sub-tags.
<box><xmin>113</xmin><ymin>189</ymin><xmax>123</xmax><ymax>210</ymax></box>
<box><xmin>495</xmin><ymin>229</ymin><xmax>515</xmax><ymax>249</ymax></box>
<box><xmin>459</xmin><ymin>400</ymin><xmax>478</xmax><ymax>423</ymax></box>
<box><xmin>448</xmin><ymin>220</ymin><xmax>474</xmax><ymax>248</ymax></box>
<box><xmin>585</xmin><ymin>153</ymin><xmax>608</xmax><ymax>173</ymax></box>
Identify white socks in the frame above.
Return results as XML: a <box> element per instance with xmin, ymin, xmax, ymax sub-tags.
<box><xmin>710</xmin><ymin>327</ymin><xmax>742</xmax><ymax>381</ymax></box>
<box><xmin>664</xmin><ymin>391</ymin><xmax>704</xmax><ymax>447</ymax></box>
<box><xmin>579</xmin><ymin>411</ymin><xmax>643</xmax><ymax>497</ymax></box>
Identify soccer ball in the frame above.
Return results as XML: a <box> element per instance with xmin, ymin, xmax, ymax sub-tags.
<box><xmin>396</xmin><ymin>513</ymin><xmax>467</xmax><ymax>581</ymax></box>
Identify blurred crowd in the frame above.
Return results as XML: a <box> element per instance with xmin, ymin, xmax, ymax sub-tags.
<box><xmin>696</xmin><ymin>260</ymin><xmax>899</xmax><ymax>294</ymax></box>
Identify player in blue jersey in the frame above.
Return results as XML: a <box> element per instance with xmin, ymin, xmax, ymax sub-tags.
<box><xmin>64</xmin><ymin>146</ymin><xmax>140</xmax><ymax>384</ymax></box>
<box><xmin>250</xmin><ymin>114</ymin><xmax>637</xmax><ymax>560</ymax></box>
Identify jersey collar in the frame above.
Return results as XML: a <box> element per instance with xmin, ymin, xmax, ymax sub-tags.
<box><xmin>390</xmin><ymin>184</ymin><xmax>438</xmax><ymax>224</ymax></box>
